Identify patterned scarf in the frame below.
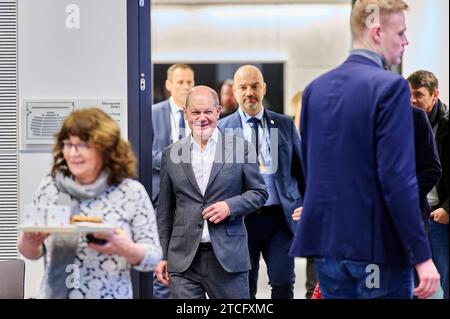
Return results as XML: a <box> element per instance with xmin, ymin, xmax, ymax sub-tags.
<box><xmin>42</xmin><ymin>171</ymin><xmax>109</xmax><ymax>299</ymax></box>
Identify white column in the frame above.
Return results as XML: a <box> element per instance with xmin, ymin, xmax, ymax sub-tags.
<box><xmin>403</xmin><ymin>0</ymin><xmax>449</xmax><ymax>103</ymax></box>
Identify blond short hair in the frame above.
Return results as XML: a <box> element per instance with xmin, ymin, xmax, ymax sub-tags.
<box><xmin>290</xmin><ymin>91</ymin><xmax>302</xmax><ymax>112</ymax></box>
<box><xmin>166</xmin><ymin>63</ymin><xmax>194</xmax><ymax>81</ymax></box>
<box><xmin>350</xmin><ymin>0</ymin><xmax>408</xmax><ymax>40</ymax></box>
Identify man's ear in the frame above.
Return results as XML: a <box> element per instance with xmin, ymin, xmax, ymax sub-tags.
<box><xmin>433</xmin><ymin>89</ymin><xmax>440</xmax><ymax>104</ymax></box>
<box><xmin>165</xmin><ymin>79</ymin><xmax>171</xmax><ymax>93</ymax></box>
<box><xmin>371</xmin><ymin>25</ymin><xmax>382</xmax><ymax>43</ymax></box>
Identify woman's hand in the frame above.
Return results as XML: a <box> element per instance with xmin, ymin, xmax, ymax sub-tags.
<box><xmin>18</xmin><ymin>232</ymin><xmax>49</xmax><ymax>260</ymax></box>
<box><xmin>88</xmin><ymin>228</ymin><xmax>146</xmax><ymax>265</ymax></box>
<box><xmin>22</xmin><ymin>232</ymin><xmax>49</xmax><ymax>247</ymax></box>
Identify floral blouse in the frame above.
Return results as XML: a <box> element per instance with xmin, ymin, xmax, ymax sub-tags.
<box><xmin>33</xmin><ymin>176</ymin><xmax>162</xmax><ymax>299</ymax></box>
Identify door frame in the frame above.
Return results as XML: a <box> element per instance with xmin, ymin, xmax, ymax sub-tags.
<box><xmin>127</xmin><ymin>0</ymin><xmax>153</xmax><ymax>299</ymax></box>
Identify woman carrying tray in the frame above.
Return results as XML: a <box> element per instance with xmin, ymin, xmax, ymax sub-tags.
<box><xmin>18</xmin><ymin>108</ymin><xmax>162</xmax><ymax>299</ymax></box>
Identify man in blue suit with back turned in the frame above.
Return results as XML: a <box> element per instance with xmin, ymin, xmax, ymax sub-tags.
<box><xmin>219</xmin><ymin>65</ymin><xmax>305</xmax><ymax>299</ymax></box>
<box><xmin>289</xmin><ymin>0</ymin><xmax>439</xmax><ymax>299</ymax></box>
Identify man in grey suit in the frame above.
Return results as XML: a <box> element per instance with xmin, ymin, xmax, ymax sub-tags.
<box><xmin>151</xmin><ymin>63</ymin><xmax>195</xmax><ymax>298</ymax></box>
<box><xmin>155</xmin><ymin>86</ymin><xmax>268</xmax><ymax>299</ymax></box>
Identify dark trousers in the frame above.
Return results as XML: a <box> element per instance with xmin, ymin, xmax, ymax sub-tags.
<box><xmin>169</xmin><ymin>243</ymin><xmax>249</xmax><ymax>299</ymax></box>
<box><xmin>245</xmin><ymin>205</ymin><xmax>295</xmax><ymax>299</ymax></box>
<box><xmin>153</xmin><ymin>272</ymin><xmax>170</xmax><ymax>299</ymax></box>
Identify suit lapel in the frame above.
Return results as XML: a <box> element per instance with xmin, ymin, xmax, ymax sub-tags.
<box><xmin>179</xmin><ymin>136</ymin><xmax>203</xmax><ymax>196</ymax></box>
<box><xmin>222</xmin><ymin>111</ymin><xmax>243</xmax><ymax>137</ymax></box>
<box><xmin>265</xmin><ymin>110</ymin><xmax>277</xmax><ymax>131</ymax></box>
<box><xmin>264</xmin><ymin>110</ymin><xmax>282</xmax><ymax>176</ymax></box>
<box><xmin>162</xmin><ymin>101</ymin><xmax>173</xmax><ymax>144</ymax></box>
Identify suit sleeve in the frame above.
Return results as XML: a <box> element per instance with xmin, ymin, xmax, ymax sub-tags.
<box><xmin>413</xmin><ymin>108</ymin><xmax>442</xmax><ymax>201</ymax></box>
<box><xmin>291</xmin><ymin>118</ymin><xmax>306</xmax><ymax>197</ymax></box>
<box><xmin>152</xmin><ymin>149</ymin><xmax>163</xmax><ymax>172</ymax></box>
<box><xmin>151</xmin><ymin>105</ymin><xmax>169</xmax><ymax>172</ymax></box>
<box><xmin>156</xmin><ymin>149</ymin><xmax>175</xmax><ymax>259</ymax></box>
<box><xmin>224</xmin><ymin>141</ymin><xmax>268</xmax><ymax>220</ymax></box>
<box><xmin>438</xmin><ymin>121</ymin><xmax>449</xmax><ymax>213</ymax></box>
<box><xmin>300</xmin><ymin>84</ymin><xmax>312</xmax><ymax>181</ymax></box>
<box><xmin>152</xmin><ymin>119</ymin><xmax>163</xmax><ymax>171</ymax></box>
<box><xmin>376</xmin><ymin>78</ymin><xmax>431</xmax><ymax>264</ymax></box>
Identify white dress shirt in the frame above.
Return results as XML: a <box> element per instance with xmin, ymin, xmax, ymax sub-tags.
<box><xmin>238</xmin><ymin>108</ymin><xmax>281</xmax><ymax>206</ymax></box>
<box><xmin>169</xmin><ymin>97</ymin><xmax>190</xmax><ymax>142</ymax></box>
<box><xmin>191</xmin><ymin>127</ymin><xmax>219</xmax><ymax>243</ymax></box>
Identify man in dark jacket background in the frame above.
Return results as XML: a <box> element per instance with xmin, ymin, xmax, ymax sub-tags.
<box><xmin>409</xmin><ymin>70</ymin><xmax>449</xmax><ymax>299</ymax></box>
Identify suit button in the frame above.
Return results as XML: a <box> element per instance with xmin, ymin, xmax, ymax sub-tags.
<box><xmin>198</xmin><ymin>223</ymin><xmax>203</xmax><ymax>228</ymax></box>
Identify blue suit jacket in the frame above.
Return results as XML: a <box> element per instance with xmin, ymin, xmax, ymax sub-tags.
<box><xmin>151</xmin><ymin>99</ymin><xmax>172</xmax><ymax>202</ymax></box>
<box><xmin>219</xmin><ymin>109</ymin><xmax>305</xmax><ymax>234</ymax></box>
<box><xmin>412</xmin><ymin>106</ymin><xmax>441</xmax><ymax>226</ymax></box>
<box><xmin>289</xmin><ymin>55</ymin><xmax>431</xmax><ymax>265</ymax></box>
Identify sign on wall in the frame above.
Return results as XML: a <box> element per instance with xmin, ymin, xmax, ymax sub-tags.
<box><xmin>24</xmin><ymin>99</ymin><xmax>124</xmax><ymax>145</ymax></box>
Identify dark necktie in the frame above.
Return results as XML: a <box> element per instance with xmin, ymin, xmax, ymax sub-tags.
<box><xmin>247</xmin><ymin>117</ymin><xmax>261</xmax><ymax>157</ymax></box>
<box><xmin>178</xmin><ymin>109</ymin><xmax>185</xmax><ymax>140</ymax></box>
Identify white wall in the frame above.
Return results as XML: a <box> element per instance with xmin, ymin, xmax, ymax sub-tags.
<box><xmin>403</xmin><ymin>0</ymin><xmax>449</xmax><ymax>103</ymax></box>
<box><xmin>17</xmin><ymin>0</ymin><xmax>128</xmax><ymax>298</ymax></box>
<box><xmin>151</xmin><ymin>3</ymin><xmax>352</xmax><ymax>115</ymax></box>
<box><xmin>152</xmin><ymin>1</ymin><xmax>450</xmax><ymax>111</ymax></box>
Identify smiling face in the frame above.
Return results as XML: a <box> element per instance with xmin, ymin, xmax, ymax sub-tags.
<box><xmin>63</xmin><ymin>135</ymin><xmax>103</xmax><ymax>185</ymax></box>
<box><xmin>233</xmin><ymin>65</ymin><xmax>267</xmax><ymax>117</ymax></box>
<box><xmin>185</xmin><ymin>86</ymin><xmax>221</xmax><ymax>146</ymax></box>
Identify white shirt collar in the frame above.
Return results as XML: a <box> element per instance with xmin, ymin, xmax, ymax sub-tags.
<box><xmin>190</xmin><ymin>127</ymin><xmax>219</xmax><ymax>149</ymax></box>
<box><xmin>238</xmin><ymin>107</ymin><xmax>265</xmax><ymax>124</ymax></box>
<box><xmin>169</xmin><ymin>96</ymin><xmax>183</xmax><ymax>115</ymax></box>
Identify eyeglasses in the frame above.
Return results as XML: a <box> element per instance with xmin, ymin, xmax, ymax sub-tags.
<box><xmin>62</xmin><ymin>140</ymin><xmax>90</xmax><ymax>153</ymax></box>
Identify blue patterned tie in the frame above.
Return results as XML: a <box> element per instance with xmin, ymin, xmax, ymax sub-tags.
<box><xmin>178</xmin><ymin>109</ymin><xmax>185</xmax><ymax>140</ymax></box>
<box><xmin>247</xmin><ymin>117</ymin><xmax>261</xmax><ymax>157</ymax></box>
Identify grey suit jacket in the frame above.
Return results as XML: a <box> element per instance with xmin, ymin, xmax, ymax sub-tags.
<box><xmin>151</xmin><ymin>99</ymin><xmax>172</xmax><ymax>202</ymax></box>
<box><xmin>157</xmin><ymin>130</ymin><xmax>268</xmax><ymax>273</ymax></box>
